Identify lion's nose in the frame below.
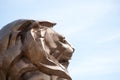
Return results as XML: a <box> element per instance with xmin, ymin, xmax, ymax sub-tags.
<box><xmin>57</xmin><ymin>44</ymin><xmax>74</xmax><ymax>60</ymax></box>
<box><xmin>63</xmin><ymin>43</ymin><xmax>74</xmax><ymax>54</ymax></box>
<box><xmin>65</xmin><ymin>46</ymin><xmax>74</xmax><ymax>59</ymax></box>
<box><xmin>59</xmin><ymin>41</ymin><xmax>74</xmax><ymax>53</ymax></box>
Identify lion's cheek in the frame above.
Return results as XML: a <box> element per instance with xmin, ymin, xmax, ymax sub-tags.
<box><xmin>22</xmin><ymin>31</ymin><xmax>45</xmax><ymax>62</ymax></box>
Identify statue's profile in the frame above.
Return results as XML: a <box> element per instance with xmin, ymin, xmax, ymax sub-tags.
<box><xmin>0</xmin><ymin>19</ymin><xmax>74</xmax><ymax>80</ymax></box>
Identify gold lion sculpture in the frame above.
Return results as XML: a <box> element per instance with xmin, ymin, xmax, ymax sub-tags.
<box><xmin>0</xmin><ymin>19</ymin><xmax>74</xmax><ymax>80</ymax></box>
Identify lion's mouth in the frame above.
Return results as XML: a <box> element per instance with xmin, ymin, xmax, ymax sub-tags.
<box><xmin>50</xmin><ymin>46</ymin><xmax>74</xmax><ymax>66</ymax></box>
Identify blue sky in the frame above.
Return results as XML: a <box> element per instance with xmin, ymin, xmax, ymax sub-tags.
<box><xmin>0</xmin><ymin>0</ymin><xmax>120</xmax><ymax>80</ymax></box>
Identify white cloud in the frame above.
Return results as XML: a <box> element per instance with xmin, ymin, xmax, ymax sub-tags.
<box><xmin>53</xmin><ymin>1</ymin><xmax>118</xmax><ymax>37</ymax></box>
<box><xmin>96</xmin><ymin>33</ymin><xmax>120</xmax><ymax>44</ymax></box>
<box><xmin>68</xmin><ymin>55</ymin><xmax>120</xmax><ymax>77</ymax></box>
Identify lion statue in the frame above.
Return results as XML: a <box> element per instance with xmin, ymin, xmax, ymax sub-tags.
<box><xmin>0</xmin><ymin>19</ymin><xmax>74</xmax><ymax>80</ymax></box>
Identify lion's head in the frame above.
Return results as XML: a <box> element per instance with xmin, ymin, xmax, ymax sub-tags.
<box><xmin>0</xmin><ymin>19</ymin><xmax>74</xmax><ymax>80</ymax></box>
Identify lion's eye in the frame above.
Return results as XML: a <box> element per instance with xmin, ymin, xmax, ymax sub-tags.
<box><xmin>58</xmin><ymin>35</ymin><xmax>67</xmax><ymax>43</ymax></box>
<box><xmin>60</xmin><ymin>39</ymin><xmax>66</xmax><ymax>43</ymax></box>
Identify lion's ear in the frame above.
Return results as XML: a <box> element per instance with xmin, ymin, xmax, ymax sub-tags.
<box><xmin>39</xmin><ymin>21</ymin><xmax>56</xmax><ymax>28</ymax></box>
<box><xmin>17</xmin><ymin>20</ymin><xmax>33</xmax><ymax>31</ymax></box>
